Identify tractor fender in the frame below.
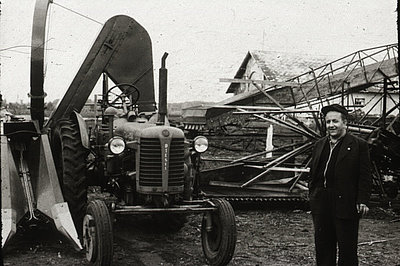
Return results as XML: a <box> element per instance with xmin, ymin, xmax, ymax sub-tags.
<box><xmin>71</xmin><ymin>111</ymin><xmax>90</xmax><ymax>149</ymax></box>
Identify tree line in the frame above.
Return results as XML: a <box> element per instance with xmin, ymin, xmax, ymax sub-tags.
<box><xmin>1</xmin><ymin>98</ymin><xmax>59</xmax><ymax>117</ymax></box>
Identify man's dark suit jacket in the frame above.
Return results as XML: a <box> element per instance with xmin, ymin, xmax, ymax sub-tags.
<box><xmin>309</xmin><ymin>133</ymin><xmax>372</xmax><ymax>219</ymax></box>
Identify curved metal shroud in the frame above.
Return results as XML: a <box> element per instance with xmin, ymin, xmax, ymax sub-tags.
<box><xmin>45</xmin><ymin>15</ymin><xmax>156</xmax><ymax>130</ymax></box>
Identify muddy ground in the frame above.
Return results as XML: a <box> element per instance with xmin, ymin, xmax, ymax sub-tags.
<box><xmin>2</xmin><ymin>203</ymin><xmax>400</xmax><ymax>266</ymax></box>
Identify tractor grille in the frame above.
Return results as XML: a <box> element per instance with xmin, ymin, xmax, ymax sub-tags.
<box><xmin>168</xmin><ymin>138</ymin><xmax>185</xmax><ymax>186</ymax></box>
<box><xmin>139</xmin><ymin>138</ymin><xmax>184</xmax><ymax>187</ymax></box>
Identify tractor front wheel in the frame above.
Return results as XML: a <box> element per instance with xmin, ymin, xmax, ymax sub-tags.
<box><xmin>83</xmin><ymin>200</ymin><xmax>113</xmax><ymax>266</ymax></box>
<box><xmin>201</xmin><ymin>199</ymin><xmax>236</xmax><ymax>266</ymax></box>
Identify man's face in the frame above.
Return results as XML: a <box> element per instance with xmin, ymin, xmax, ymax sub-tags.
<box><xmin>325</xmin><ymin>111</ymin><xmax>347</xmax><ymax>139</ymax></box>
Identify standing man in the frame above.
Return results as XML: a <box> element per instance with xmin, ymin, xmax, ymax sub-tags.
<box><xmin>309</xmin><ymin>104</ymin><xmax>372</xmax><ymax>266</ymax></box>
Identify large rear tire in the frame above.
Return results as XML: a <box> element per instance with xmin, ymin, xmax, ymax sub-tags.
<box><xmin>201</xmin><ymin>199</ymin><xmax>236</xmax><ymax>266</ymax></box>
<box><xmin>83</xmin><ymin>200</ymin><xmax>113</xmax><ymax>265</ymax></box>
<box><xmin>52</xmin><ymin>120</ymin><xmax>88</xmax><ymax>236</ymax></box>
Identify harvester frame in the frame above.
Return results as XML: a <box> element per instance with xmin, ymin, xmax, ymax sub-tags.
<box><xmin>186</xmin><ymin>43</ymin><xmax>399</xmax><ymax>203</ymax></box>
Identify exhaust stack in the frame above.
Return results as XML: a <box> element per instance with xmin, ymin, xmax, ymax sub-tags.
<box><xmin>158</xmin><ymin>52</ymin><xmax>168</xmax><ymax>124</ymax></box>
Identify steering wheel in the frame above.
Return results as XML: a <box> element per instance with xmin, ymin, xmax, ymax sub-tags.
<box><xmin>105</xmin><ymin>83</ymin><xmax>140</xmax><ymax>108</ymax></box>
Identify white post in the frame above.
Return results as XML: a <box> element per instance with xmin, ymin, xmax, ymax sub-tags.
<box><xmin>266</xmin><ymin>124</ymin><xmax>274</xmax><ymax>158</ymax></box>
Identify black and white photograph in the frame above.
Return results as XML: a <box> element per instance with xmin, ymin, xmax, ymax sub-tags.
<box><xmin>1</xmin><ymin>1</ymin><xmax>399</xmax><ymax>265</ymax></box>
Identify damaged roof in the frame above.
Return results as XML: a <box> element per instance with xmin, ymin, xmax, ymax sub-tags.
<box><xmin>226</xmin><ymin>50</ymin><xmax>331</xmax><ymax>93</ymax></box>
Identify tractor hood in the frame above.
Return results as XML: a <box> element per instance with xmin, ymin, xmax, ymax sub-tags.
<box><xmin>114</xmin><ymin>120</ymin><xmax>184</xmax><ymax>141</ymax></box>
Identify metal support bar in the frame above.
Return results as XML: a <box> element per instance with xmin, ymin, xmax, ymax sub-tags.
<box><xmin>240</xmin><ymin>142</ymin><xmax>313</xmax><ymax>187</ymax></box>
<box><xmin>232</xmin><ymin>110</ymin><xmax>319</xmax><ymax>114</ymax></box>
<box><xmin>310</xmin><ymin>68</ymin><xmax>324</xmax><ymax>108</ymax></box>
<box><xmin>289</xmin><ymin>87</ymin><xmax>297</xmax><ymax>107</ymax></box>
<box><xmin>289</xmin><ymin>156</ymin><xmax>312</xmax><ymax>192</ymax></box>
<box><xmin>343</xmin><ymin>52</ymin><xmax>358</xmax><ymax>73</ymax></box>
<box><xmin>367</xmin><ymin>52</ymin><xmax>390</xmax><ymax>82</ymax></box>
<box><xmin>341</xmin><ymin>83</ymin><xmax>345</xmax><ymax>105</ymax></box>
<box><xmin>240</xmin><ymin>109</ymin><xmax>316</xmax><ymax>139</ymax></box>
<box><xmin>18</xmin><ymin>150</ymin><xmax>39</xmax><ymax>221</ymax></box>
<box><xmin>220</xmin><ymin>78</ymin><xmax>299</xmax><ymax>87</ymax></box>
<box><xmin>327</xmin><ymin>74</ymin><xmax>333</xmax><ymax>96</ymax></box>
<box><xmin>230</xmin><ymin>142</ymin><xmax>302</xmax><ymax>164</ymax></box>
<box><xmin>114</xmin><ymin>205</ymin><xmax>216</xmax><ymax>214</ymax></box>
<box><xmin>331</xmin><ymin>61</ymin><xmax>362</xmax><ymax>94</ymax></box>
<box><xmin>387</xmin><ymin>90</ymin><xmax>398</xmax><ymax>106</ymax></box>
<box><xmin>382</xmin><ymin>78</ymin><xmax>388</xmax><ymax>128</ymax></box>
<box><xmin>372</xmin><ymin>102</ymin><xmax>400</xmax><ymax>126</ymax></box>
<box><xmin>359</xmin><ymin>51</ymin><xmax>369</xmax><ymax>83</ymax></box>
<box><xmin>360</xmin><ymin>94</ymin><xmax>384</xmax><ymax>122</ymax></box>
<box><xmin>386</xmin><ymin>114</ymin><xmax>400</xmax><ymax>133</ymax></box>
<box><xmin>266</xmin><ymin>115</ymin><xmax>317</xmax><ymax>139</ymax></box>
<box><xmin>298</xmin><ymin>85</ymin><xmax>323</xmax><ymax>135</ymax></box>
<box><xmin>252</xmin><ymin>83</ymin><xmax>320</xmax><ymax>138</ymax></box>
<box><xmin>264</xmin><ymin>166</ymin><xmax>310</xmax><ymax>173</ymax></box>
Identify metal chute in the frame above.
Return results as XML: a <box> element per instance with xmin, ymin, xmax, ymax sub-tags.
<box><xmin>2</xmin><ymin>0</ymin><xmax>81</xmax><ymax>250</ymax></box>
<box><xmin>45</xmin><ymin>15</ymin><xmax>156</xmax><ymax>130</ymax></box>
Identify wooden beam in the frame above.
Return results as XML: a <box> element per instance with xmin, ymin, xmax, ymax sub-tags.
<box><xmin>220</xmin><ymin>78</ymin><xmax>299</xmax><ymax>87</ymax></box>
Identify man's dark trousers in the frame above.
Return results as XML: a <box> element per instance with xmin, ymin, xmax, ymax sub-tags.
<box><xmin>312</xmin><ymin>189</ymin><xmax>359</xmax><ymax>266</ymax></box>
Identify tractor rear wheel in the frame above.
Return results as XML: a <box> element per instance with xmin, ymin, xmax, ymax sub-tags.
<box><xmin>201</xmin><ymin>198</ymin><xmax>236</xmax><ymax>266</ymax></box>
<box><xmin>83</xmin><ymin>200</ymin><xmax>113</xmax><ymax>265</ymax></box>
<box><xmin>52</xmin><ymin>120</ymin><xmax>88</xmax><ymax>236</ymax></box>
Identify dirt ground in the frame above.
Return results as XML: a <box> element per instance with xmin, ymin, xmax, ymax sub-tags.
<box><xmin>2</xmin><ymin>203</ymin><xmax>400</xmax><ymax>266</ymax></box>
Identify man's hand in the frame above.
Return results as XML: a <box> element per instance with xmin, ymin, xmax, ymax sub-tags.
<box><xmin>356</xmin><ymin>203</ymin><xmax>369</xmax><ymax>216</ymax></box>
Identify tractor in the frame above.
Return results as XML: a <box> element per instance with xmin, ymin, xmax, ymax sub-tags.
<box><xmin>1</xmin><ymin>1</ymin><xmax>236</xmax><ymax>265</ymax></box>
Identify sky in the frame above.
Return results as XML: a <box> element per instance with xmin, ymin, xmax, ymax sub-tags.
<box><xmin>0</xmin><ymin>0</ymin><xmax>397</xmax><ymax>104</ymax></box>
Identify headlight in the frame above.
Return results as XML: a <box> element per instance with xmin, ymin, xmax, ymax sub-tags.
<box><xmin>193</xmin><ymin>136</ymin><xmax>208</xmax><ymax>153</ymax></box>
<box><xmin>108</xmin><ymin>136</ymin><xmax>126</xmax><ymax>155</ymax></box>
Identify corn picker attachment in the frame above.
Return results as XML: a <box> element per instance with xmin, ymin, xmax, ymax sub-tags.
<box><xmin>1</xmin><ymin>0</ymin><xmax>81</xmax><ymax>250</ymax></box>
<box><xmin>2</xmin><ymin>1</ymin><xmax>237</xmax><ymax>265</ymax></box>
<box><xmin>1</xmin><ymin>121</ymin><xmax>82</xmax><ymax>250</ymax></box>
